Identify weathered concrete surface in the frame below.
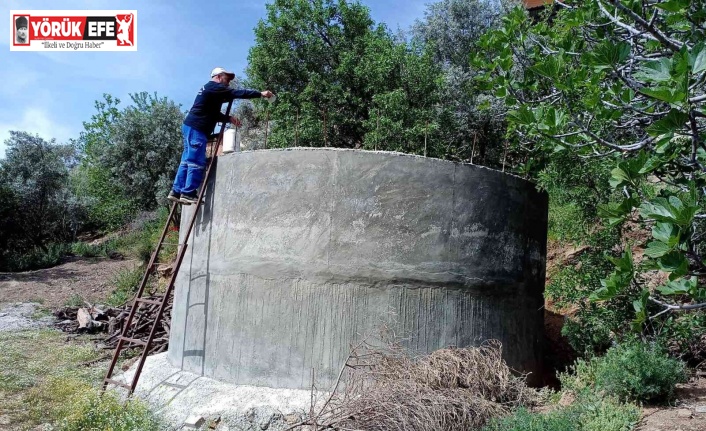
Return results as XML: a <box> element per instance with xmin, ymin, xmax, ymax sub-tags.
<box><xmin>169</xmin><ymin>148</ymin><xmax>548</xmax><ymax>389</ymax></box>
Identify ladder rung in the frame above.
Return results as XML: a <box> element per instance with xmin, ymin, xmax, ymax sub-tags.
<box><xmin>104</xmin><ymin>378</ymin><xmax>131</xmax><ymax>389</ymax></box>
<box><xmin>120</xmin><ymin>336</ymin><xmax>147</xmax><ymax>346</ymax></box>
<box><xmin>135</xmin><ymin>298</ymin><xmax>163</xmax><ymax>306</ymax></box>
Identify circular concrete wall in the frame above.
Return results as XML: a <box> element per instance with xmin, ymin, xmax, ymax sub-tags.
<box><xmin>168</xmin><ymin>148</ymin><xmax>548</xmax><ymax>389</ymax></box>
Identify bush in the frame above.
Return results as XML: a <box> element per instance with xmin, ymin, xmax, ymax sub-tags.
<box><xmin>1</xmin><ymin>243</ymin><xmax>70</xmax><ymax>272</ymax></box>
<box><xmin>561</xmin><ymin>305</ymin><xmax>615</xmax><ymax>355</ymax></box>
<box><xmin>127</xmin><ymin>210</ymin><xmax>172</xmax><ymax>264</ymax></box>
<box><xmin>64</xmin><ymin>294</ymin><xmax>86</xmax><ymax>307</ymax></box>
<box><xmin>483</xmin><ymin>392</ymin><xmax>640</xmax><ymax>431</ymax></box>
<box><xmin>574</xmin><ymin>392</ymin><xmax>640</xmax><ymax>431</ymax></box>
<box><xmin>658</xmin><ymin>311</ymin><xmax>706</xmax><ymax>367</ymax></box>
<box><xmin>561</xmin><ymin>340</ymin><xmax>688</xmax><ymax>403</ymax></box>
<box><xmin>58</xmin><ymin>388</ymin><xmax>162</xmax><ymax>431</ymax></box>
<box><xmin>482</xmin><ymin>393</ymin><xmax>639</xmax><ymax>431</ymax></box>
<box><xmin>559</xmin><ymin>356</ymin><xmax>597</xmax><ymax>395</ymax></box>
<box><xmin>69</xmin><ymin>241</ymin><xmax>117</xmax><ymax>258</ymax></box>
<box><xmin>483</xmin><ymin>407</ymin><xmax>576</xmax><ymax>431</ymax></box>
<box><xmin>592</xmin><ymin>340</ymin><xmax>688</xmax><ymax>403</ymax></box>
<box><xmin>104</xmin><ymin>208</ymin><xmax>175</xmax><ymax>265</ymax></box>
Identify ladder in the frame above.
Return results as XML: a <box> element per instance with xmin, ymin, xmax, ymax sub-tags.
<box><xmin>102</xmin><ymin>101</ymin><xmax>234</xmax><ymax>395</ymax></box>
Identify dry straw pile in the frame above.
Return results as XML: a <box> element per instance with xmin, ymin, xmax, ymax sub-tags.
<box><xmin>295</xmin><ymin>339</ymin><xmax>538</xmax><ymax>430</ymax></box>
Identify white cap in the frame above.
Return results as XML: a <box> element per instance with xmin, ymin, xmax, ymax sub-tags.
<box><xmin>210</xmin><ymin>67</ymin><xmax>235</xmax><ymax>79</ymax></box>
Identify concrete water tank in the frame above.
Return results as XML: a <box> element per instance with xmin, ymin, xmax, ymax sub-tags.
<box><xmin>168</xmin><ymin>148</ymin><xmax>548</xmax><ymax>389</ymax></box>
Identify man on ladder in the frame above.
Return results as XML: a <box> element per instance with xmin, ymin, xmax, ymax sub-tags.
<box><xmin>169</xmin><ymin>67</ymin><xmax>274</xmax><ymax>205</ymax></box>
<box><xmin>103</xmin><ymin>69</ymin><xmax>273</xmax><ymax>395</ymax></box>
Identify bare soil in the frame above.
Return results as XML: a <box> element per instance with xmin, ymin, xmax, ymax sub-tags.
<box><xmin>637</xmin><ymin>376</ymin><xmax>706</xmax><ymax>430</ymax></box>
<box><xmin>0</xmin><ymin>257</ymin><xmax>139</xmax><ymax>309</ymax></box>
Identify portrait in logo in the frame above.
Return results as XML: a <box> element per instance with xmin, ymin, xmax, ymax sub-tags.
<box><xmin>115</xmin><ymin>13</ymin><xmax>133</xmax><ymax>46</ymax></box>
<box><xmin>15</xmin><ymin>15</ymin><xmax>29</xmax><ymax>44</ymax></box>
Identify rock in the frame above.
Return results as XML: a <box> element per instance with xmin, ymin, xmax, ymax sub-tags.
<box><xmin>283</xmin><ymin>413</ymin><xmax>301</xmax><ymax>425</ymax></box>
<box><xmin>121</xmin><ymin>356</ymin><xmax>140</xmax><ymax>371</ymax></box>
<box><xmin>184</xmin><ymin>415</ymin><xmax>205</xmax><ymax>429</ymax></box>
<box><xmin>77</xmin><ymin>308</ymin><xmax>92</xmax><ymax>329</ymax></box>
<box><xmin>695</xmin><ymin>405</ymin><xmax>706</xmax><ymax>414</ymax></box>
<box><xmin>259</xmin><ymin>417</ymin><xmax>272</xmax><ymax>430</ymax></box>
<box><xmin>156</xmin><ymin>264</ymin><xmax>173</xmax><ymax>278</ymax></box>
<box><xmin>245</xmin><ymin>408</ymin><xmax>256</xmax><ymax>422</ymax></box>
<box><xmin>208</xmin><ymin>416</ymin><xmax>221</xmax><ymax>429</ymax></box>
<box><xmin>676</xmin><ymin>408</ymin><xmax>692</xmax><ymax>418</ymax></box>
<box><xmin>259</xmin><ymin>413</ymin><xmax>281</xmax><ymax>430</ymax></box>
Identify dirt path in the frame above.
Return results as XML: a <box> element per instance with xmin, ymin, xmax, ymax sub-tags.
<box><xmin>637</xmin><ymin>376</ymin><xmax>706</xmax><ymax>430</ymax></box>
<box><xmin>0</xmin><ymin>257</ymin><xmax>139</xmax><ymax>309</ymax></box>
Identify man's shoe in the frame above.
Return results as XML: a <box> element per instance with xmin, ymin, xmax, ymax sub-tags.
<box><xmin>180</xmin><ymin>194</ymin><xmax>199</xmax><ymax>205</ymax></box>
<box><xmin>167</xmin><ymin>190</ymin><xmax>181</xmax><ymax>203</ymax></box>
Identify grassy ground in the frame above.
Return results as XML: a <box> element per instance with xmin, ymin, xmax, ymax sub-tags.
<box><xmin>0</xmin><ymin>329</ymin><xmax>106</xmax><ymax>429</ymax></box>
<box><xmin>0</xmin><ymin>329</ymin><xmax>162</xmax><ymax>431</ymax></box>
<box><xmin>0</xmin><ymin>209</ymin><xmax>176</xmax><ymax>430</ymax></box>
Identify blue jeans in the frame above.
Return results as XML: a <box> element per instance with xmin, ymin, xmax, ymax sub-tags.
<box><xmin>172</xmin><ymin>124</ymin><xmax>207</xmax><ymax>196</ymax></box>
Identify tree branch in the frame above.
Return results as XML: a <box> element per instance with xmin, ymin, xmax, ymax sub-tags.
<box><xmin>605</xmin><ymin>0</ymin><xmax>684</xmax><ymax>51</ymax></box>
<box><xmin>596</xmin><ymin>0</ymin><xmax>660</xmax><ymax>45</ymax></box>
<box><xmin>649</xmin><ymin>296</ymin><xmax>706</xmax><ymax>311</ymax></box>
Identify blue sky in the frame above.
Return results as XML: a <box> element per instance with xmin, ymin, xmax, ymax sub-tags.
<box><xmin>0</xmin><ymin>0</ymin><xmax>429</xmax><ymax>157</ymax></box>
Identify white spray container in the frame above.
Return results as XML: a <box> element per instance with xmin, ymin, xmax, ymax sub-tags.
<box><xmin>222</xmin><ymin>127</ymin><xmax>240</xmax><ymax>154</ymax></box>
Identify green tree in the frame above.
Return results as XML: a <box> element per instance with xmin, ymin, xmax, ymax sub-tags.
<box><xmin>73</xmin><ymin>92</ymin><xmax>184</xmax><ymax>228</ymax></box>
<box><xmin>474</xmin><ymin>1</ymin><xmax>706</xmax><ymax>328</ymax></box>
<box><xmin>0</xmin><ymin>183</ymin><xmax>22</xmax><ymax>256</ymax></box>
<box><xmin>412</xmin><ymin>0</ymin><xmax>509</xmax><ymax>165</ymax></box>
<box><xmin>100</xmin><ymin>92</ymin><xmax>184</xmax><ymax>210</ymax></box>
<box><xmin>72</xmin><ymin>94</ymin><xmax>134</xmax><ymax>229</ymax></box>
<box><xmin>246</xmin><ymin>0</ymin><xmax>441</xmax><ymax>153</ymax></box>
<box><xmin>412</xmin><ymin>0</ymin><xmax>502</xmax><ymax>68</ymax></box>
<box><xmin>360</xmin><ymin>41</ymin><xmax>442</xmax><ymax>156</ymax></box>
<box><xmin>0</xmin><ymin>132</ymin><xmax>78</xmax><ymax>253</ymax></box>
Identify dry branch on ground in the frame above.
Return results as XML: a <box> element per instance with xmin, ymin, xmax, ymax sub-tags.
<box><xmin>296</xmin><ymin>339</ymin><xmax>538</xmax><ymax>431</ymax></box>
<box><xmin>53</xmin><ymin>295</ymin><xmax>172</xmax><ymax>355</ymax></box>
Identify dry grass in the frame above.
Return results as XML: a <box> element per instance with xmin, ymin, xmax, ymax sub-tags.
<box><xmin>297</xmin><ymin>340</ymin><xmax>538</xmax><ymax>431</ymax></box>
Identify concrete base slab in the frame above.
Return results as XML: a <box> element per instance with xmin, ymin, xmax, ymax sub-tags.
<box><xmin>109</xmin><ymin>353</ymin><xmax>321</xmax><ymax>430</ymax></box>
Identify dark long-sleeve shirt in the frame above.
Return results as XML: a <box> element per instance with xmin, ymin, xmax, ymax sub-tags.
<box><xmin>183</xmin><ymin>81</ymin><xmax>262</xmax><ymax>134</ymax></box>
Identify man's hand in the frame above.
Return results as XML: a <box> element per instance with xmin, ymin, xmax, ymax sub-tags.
<box><xmin>229</xmin><ymin>116</ymin><xmax>241</xmax><ymax>127</ymax></box>
<box><xmin>261</xmin><ymin>90</ymin><xmax>274</xmax><ymax>99</ymax></box>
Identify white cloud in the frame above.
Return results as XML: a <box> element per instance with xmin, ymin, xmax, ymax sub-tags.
<box><xmin>0</xmin><ymin>107</ymin><xmax>76</xmax><ymax>156</ymax></box>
